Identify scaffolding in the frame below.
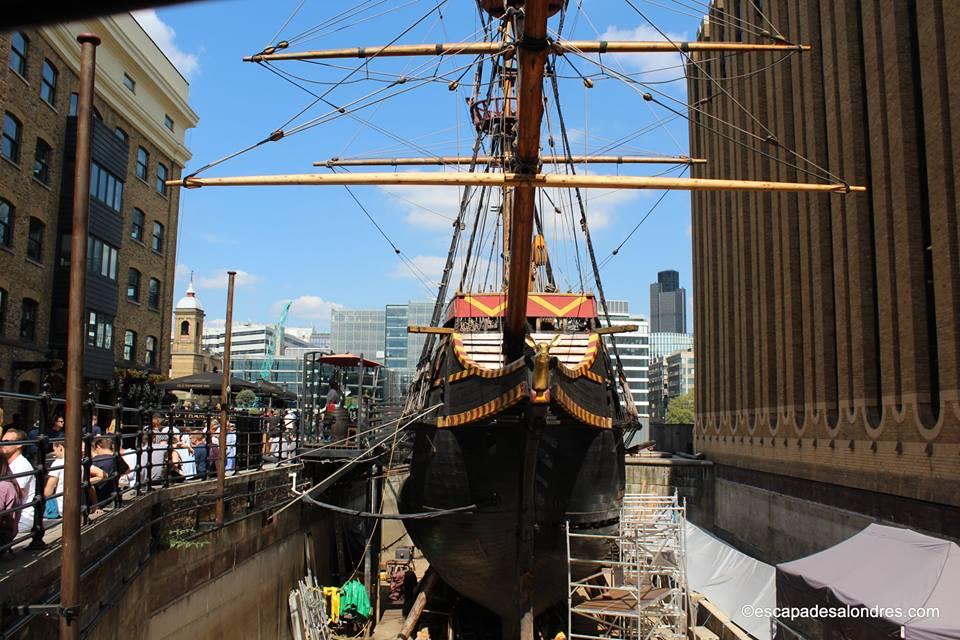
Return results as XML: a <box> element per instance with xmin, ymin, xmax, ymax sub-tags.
<box><xmin>567</xmin><ymin>493</ymin><xmax>690</xmax><ymax>640</ymax></box>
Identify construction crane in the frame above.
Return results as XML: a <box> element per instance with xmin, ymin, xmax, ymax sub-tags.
<box><xmin>260</xmin><ymin>300</ymin><xmax>293</xmax><ymax>381</ymax></box>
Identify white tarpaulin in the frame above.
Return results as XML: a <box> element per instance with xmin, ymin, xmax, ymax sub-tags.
<box><xmin>686</xmin><ymin>522</ymin><xmax>776</xmax><ymax>640</ymax></box>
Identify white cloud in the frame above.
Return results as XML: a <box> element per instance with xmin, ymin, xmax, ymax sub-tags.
<box><xmin>132</xmin><ymin>9</ymin><xmax>201</xmax><ymax>79</ymax></box>
<box><xmin>390</xmin><ymin>254</ymin><xmax>494</xmax><ymax>289</ymax></box>
<box><xmin>380</xmin><ymin>184</ymin><xmax>461</xmax><ymax>231</ymax></box>
<box><xmin>280</xmin><ymin>296</ymin><xmax>345</xmax><ymax>324</ymax></box>
<box><xmin>194</xmin><ymin>269</ymin><xmax>259</xmax><ymax>289</ymax></box>
<box><xmin>597</xmin><ymin>24</ymin><xmax>688</xmax><ymax>83</ymax></box>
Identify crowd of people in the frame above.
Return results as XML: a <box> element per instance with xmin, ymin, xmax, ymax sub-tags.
<box><xmin>0</xmin><ymin>405</ymin><xmax>299</xmax><ymax>551</ymax></box>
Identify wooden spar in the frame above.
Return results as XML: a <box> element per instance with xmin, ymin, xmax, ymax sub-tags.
<box><xmin>314</xmin><ymin>155</ymin><xmax>707</xmax><ymax>167</ymax></box>
<box><xmin>504</xmin><ymin>0</ymin><xmax>549</xmax><ymax>362</ymax></box>
<box><xmin>169</xmin><ymin>172</ymin><xmax>867</xmax><ymax>193</ymax></box>
<box><xmin>245</xmin><ymin>40</ymin><xmax>810</xmax><ymax>62</ymax></box>
<box><xmin>407</xmin><ymin>325</ymin><xmax>455</xmax><ymax>334</ymax></box>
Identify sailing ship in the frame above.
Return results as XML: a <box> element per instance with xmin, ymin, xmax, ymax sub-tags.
<box><xmin>171</xmin><ymin>1</ymin><xmax>864</xmax><ymax>635</ymax></box>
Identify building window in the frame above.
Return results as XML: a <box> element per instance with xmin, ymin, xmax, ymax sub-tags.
<box><xmin>33</xmin><ymin>138</ymin><xmax>51</xmax><ymax>184</ymax></box>
<box><xmin>9</xmin><ymin>32</ymin><xmax>28</xmax><ymax>77</ymax></box>
<box><xmin>123</xmin><ymin>330</ymin><xmax>136</xmax><ymax>361</ymax></box>
<box><xmin>89</xmin><ymin>162</ymin><xmax>124</xmax><ymax>212</ymax></box>
<box><xmin>156</xmin><ymin>163</ymin><xmax>168</xmax><ymax>196</ymax></box>
<box><xmin>93</xmin><ymin>107</ymin><xmax>103</xmax><ymax>122</ymax></box>
<box><xmin>68</xmin><ymin>93</ymin><xmax>78</xmax><ymax>116</ymax></box>
<box><xmin>2</xmin><ymin>113</ymin><xmax>22</xmax><ymax>163</ymax></box>
<box><xmin>131</xmin><ymin>208</ymin><xmax>145</xmax><ymax>241</ymax></box>
<box><xmin>145</xmin><ymin>335</ymin><xmax>157</xmax><ymax>367</ymax></box>
<box><xmin>40</xmin><ymin>60</ymin><xmax>58</xmax><ymax>106</ymax></box>
<box><xmin>136</xmin><ymin>147</ymin><xmax>148</xmax><ymax>180</ymax></box>
<box><xmin>86</xmin><ymin>236</ymin><xmax>118</xmax><ymax>280</ymax></box>
<box><xmin>180</xmin><ymin>320</ymin><xmax>190</xmax><ymax>336</ymax></box>
<box><xmin>164</xmin><ymin>115</ymin><xmax>174</xmax><ymax>131</ymax></box>
<box><xmin>126</xmin><ymin>268</ymin><xmax>141</xmax><ymax>301</ymax></box>
<box><xmin>0</xmin><ymin>199</ymin><xmax>12</xmax><ymax>248</ymax></box>
<box><xmin>123</xmin><ymin>73</ymin><xmax>136</xmax><ymax>92</ymax></box>
<box><xmin>148</xmin><ymin>277</ymin><xmax>160</xmax><ymax>310</ymax></box>
<box><xmin>0</xmin><ymin>288</ymin><xmax>6</xmax><ymax>335</ymax></box>
<box><xmin>86</xmin><ymin>311</ymin><xmax>113</xmax><ymax>349</ymax></box>
<box><xmin>114</xmin><ymin>127</ymin><xmax>128</xmax><ymax>144</ymax></box>
<box><xmin>19</xmin><ymin>298</ymin><xmax>37</xmax><ymax>342</ymax></box>
<box><xmin>26</xmin><ymin>217</ymin><xmax>43</xmax><ymax>262</ymax></box>
<box><xmin>151</xmin><ymin>221</ymin><xmax>164</xmax><ymax>252</ymax></box>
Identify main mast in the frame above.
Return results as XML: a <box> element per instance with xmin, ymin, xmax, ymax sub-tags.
<box><xmin>503</xmin><ymin>0</ymin><xmax>549</xmax><ymax>360</ymax></box>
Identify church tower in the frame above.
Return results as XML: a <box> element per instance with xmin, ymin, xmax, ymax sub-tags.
<box><xmin>169</xmin><ymin>275</ymin><xmax>219</xmax><ymax>378</ymax></box>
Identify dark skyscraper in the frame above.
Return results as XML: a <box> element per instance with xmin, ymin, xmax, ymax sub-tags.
<box><xmin>650</xmin><ymin>270</ymin><xmax>686</xmax><ymax>333</ymax></box>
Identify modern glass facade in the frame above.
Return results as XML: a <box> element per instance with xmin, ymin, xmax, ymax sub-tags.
<box><xmin>649</xmin><ymin>332</ymin><xmax>694</xmax><ymax>360</ymax></box>
<box><xmin>331</xmin><ymin>309</ymin><xmax>386</xmax><ymax>360</ymax></box>
<box><xmin>602</xmin><ymin>301</ymin><xmax>650</xmax><ymax>432</ymax></box>
<box><xmin>650</xmin><ymin>270</ymin><xmax>687</xmax><ymax>333</ymax></box>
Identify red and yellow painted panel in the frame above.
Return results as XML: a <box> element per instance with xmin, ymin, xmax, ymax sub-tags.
<box><xmin>446</xmin><ymin>292</ymin><xmax>597</xmax><ymax>321</ymax></box>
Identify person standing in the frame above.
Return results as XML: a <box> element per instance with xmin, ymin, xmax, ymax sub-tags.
<box><xmin>1</xmin><ymin>429</ymin><xmax>35</xmax><ymax>535</ymax></box>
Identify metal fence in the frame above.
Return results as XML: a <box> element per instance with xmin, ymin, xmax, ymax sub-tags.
<box><xmin>0</xmin><ymin>389</ymin><xmax>301</xmax><ymax>554</ymax></box>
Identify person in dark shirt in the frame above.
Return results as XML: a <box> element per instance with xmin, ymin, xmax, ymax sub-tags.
<box><xmin>90</xmin><ymin>437</ymin><xmax>127</xmax><ymax>505</ymax></box>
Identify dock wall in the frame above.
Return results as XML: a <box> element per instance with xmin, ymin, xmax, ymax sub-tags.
<box><xmin>0</xmin><ymin>467</ymin><xmax>332</xmax><ymax>640</ymax></box>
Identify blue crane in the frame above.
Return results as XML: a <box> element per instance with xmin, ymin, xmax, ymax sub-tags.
<box><xmin>260</xmin><ymin>300</ymin><xmax>293</xmax><ymax>380</ymax></box>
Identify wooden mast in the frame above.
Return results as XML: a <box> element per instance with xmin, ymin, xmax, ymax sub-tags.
<box><xmin>245</xmin><ymin>40</ymin><xmax>810</xmax><ymax>62</ymax></box>
<box><xmin>504</xmin><ymin>0</ymin><xmax>550</xmax><ymax>361</ymax></box>
<box><xmin>314</xmin><ymin>154</ymin><xmax>706</xmax><ymax>167</ymax></box>
<box><xmin>169</xmin><ymin>172</ymin><xmax>866</xmax><ymax>192</ymax></box>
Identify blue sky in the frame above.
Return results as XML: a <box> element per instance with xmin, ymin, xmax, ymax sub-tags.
<box><xmin>138</xmin><ymin>1</ymin><xmax>700</xmax><ymax>329</ymax></box>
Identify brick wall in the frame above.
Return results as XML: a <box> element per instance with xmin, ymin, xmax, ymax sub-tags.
<box><xmin>688</xmin><ymin>1</ymin><xmax>960</xmax><ymax>508</ymax></box>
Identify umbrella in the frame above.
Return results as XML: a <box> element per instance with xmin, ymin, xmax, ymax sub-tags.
<box><xmin>254</xmin><ymin>379</ymin><xmax>297</xmax><ymax>400</ymax></box>
<box><xmin>318</xmin><ymin>353</ymin><xmax>383</xmax><ymax>368</ymax></box>
<box><xmin>158</xmin><ymin>371</ymin><xmax>258</xmax><ymax>392</ymax></box>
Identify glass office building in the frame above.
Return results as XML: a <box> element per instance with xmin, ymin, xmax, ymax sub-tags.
<box><xmin>649</xmin><ymin>332</ymin><xmax>694</xmax><ymax>361</ymax></box>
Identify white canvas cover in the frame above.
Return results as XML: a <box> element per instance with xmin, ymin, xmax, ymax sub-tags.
<box><xmin>776</xmin><ymin>523</ymin><xmax>960</xmax><ymax>640</ymax></box>
<box><xmin>686</xmin><ymin>521</ymin><xmax>776</xmax><ymax>640</ymax></box>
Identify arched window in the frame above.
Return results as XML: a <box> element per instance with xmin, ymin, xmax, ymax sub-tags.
<box><xmin>180</xmin><ymin>320</ymin><xmax>190</xmax><ymax>336</ymax></box>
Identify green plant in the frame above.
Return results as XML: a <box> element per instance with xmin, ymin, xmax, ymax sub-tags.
<box><xmin>162</xmin><ymin>528</ymin><xmax>209</xmax><ymax>550</ymax></box>
<box><xmin>665</xmin><ymin>390</ymin><xmax>695</xmax><ymax>424</ymax></box>
<box><xmin>236</xmin><ymin>389</ymin><xmax>257</xmax><ymax>408</ymax></box>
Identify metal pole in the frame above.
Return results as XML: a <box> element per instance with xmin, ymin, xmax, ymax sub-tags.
<box><xmin>215</xmin><ymin>271</ymin><xmax>236</xmax><ymax>526</ymax></box>
<box><xmin>61</xmin><ymin>32</ymin><xmax>99</xmax><ymax>640</ymax></box>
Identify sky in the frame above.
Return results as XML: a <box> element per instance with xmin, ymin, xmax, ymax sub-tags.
<box><xmin>136</xmin><ymin>0</ymin><xmax>701</xmax><ymax>329</ymax></box>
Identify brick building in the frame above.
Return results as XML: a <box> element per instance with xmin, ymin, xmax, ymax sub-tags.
<box><xmin>0</xmin><ymin>15</ymin><xmax>197</xmax><ymax>412</ymax></box>
<box><xmin>687</xmin><ymin>1</ymin><xmax>959</xmax><ymax>560</ymax></box>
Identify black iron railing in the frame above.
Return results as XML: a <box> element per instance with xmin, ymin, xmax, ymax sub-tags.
<box><xmin>0</xmin><ymin>389</ymin><xmax>301</xmax><ymax>554</ymax></box>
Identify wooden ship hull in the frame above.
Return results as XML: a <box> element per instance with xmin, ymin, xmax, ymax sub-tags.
<box><xmin>400</xmin><ymin>293</ymin><xmax>630</xmax><ymax>623</ymax></box>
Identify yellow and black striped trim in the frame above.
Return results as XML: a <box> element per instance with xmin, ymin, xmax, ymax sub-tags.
<box><xmin>553</xmin><ymin>385</ymin><xmax>612</xmax><ymax>429</ymax></box>
<box><xmin>450</xmin><ymin>333</ymin><xmax>481</xmax><ymax>369</ymax></box>
<box><xmin>555</xmin><ymin>362</ymin><xmax>605</xmax><ymax>384</ymax></box>
<box><xmin>445</xmin><ymin>358</ymin><xmax>525</xmax><ymax>384</ymax></box>
<box><xmin>437</xmin><ymin>383</ymin><xmax>527</xmax><ymax>428</ymax></box>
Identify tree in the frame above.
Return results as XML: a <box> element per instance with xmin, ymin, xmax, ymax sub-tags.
<box><xmin>665</xmin><ymin>390</ymin><xmax>695</xmax><ymax>424</ymax></box>
<box><xmin>236</xmin><ymin>389</ymin><xmax>257</xmax><ymax>408</ymax></box>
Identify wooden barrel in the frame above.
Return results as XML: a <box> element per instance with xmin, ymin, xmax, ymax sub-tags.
<box><xmin>477</xmin><ymin>0</ymin><xmax>564</xmax><ymax>19</ymax></box>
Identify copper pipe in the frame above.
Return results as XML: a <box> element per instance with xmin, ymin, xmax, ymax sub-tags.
<box><xmin>61</xmin><ymin>32</ymin><xmax>100</xmax><ymax>640</ymax></box>
<box><xmin>216</xmin><ymin>271</ymin><xmax>237</xmax><ymax>526</ymax></box>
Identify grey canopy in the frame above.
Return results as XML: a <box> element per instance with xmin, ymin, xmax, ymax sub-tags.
<box><xmin>777</xmin><ymin>523</ymin><xmax>960</xmax><ymax>640</ymax></box>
